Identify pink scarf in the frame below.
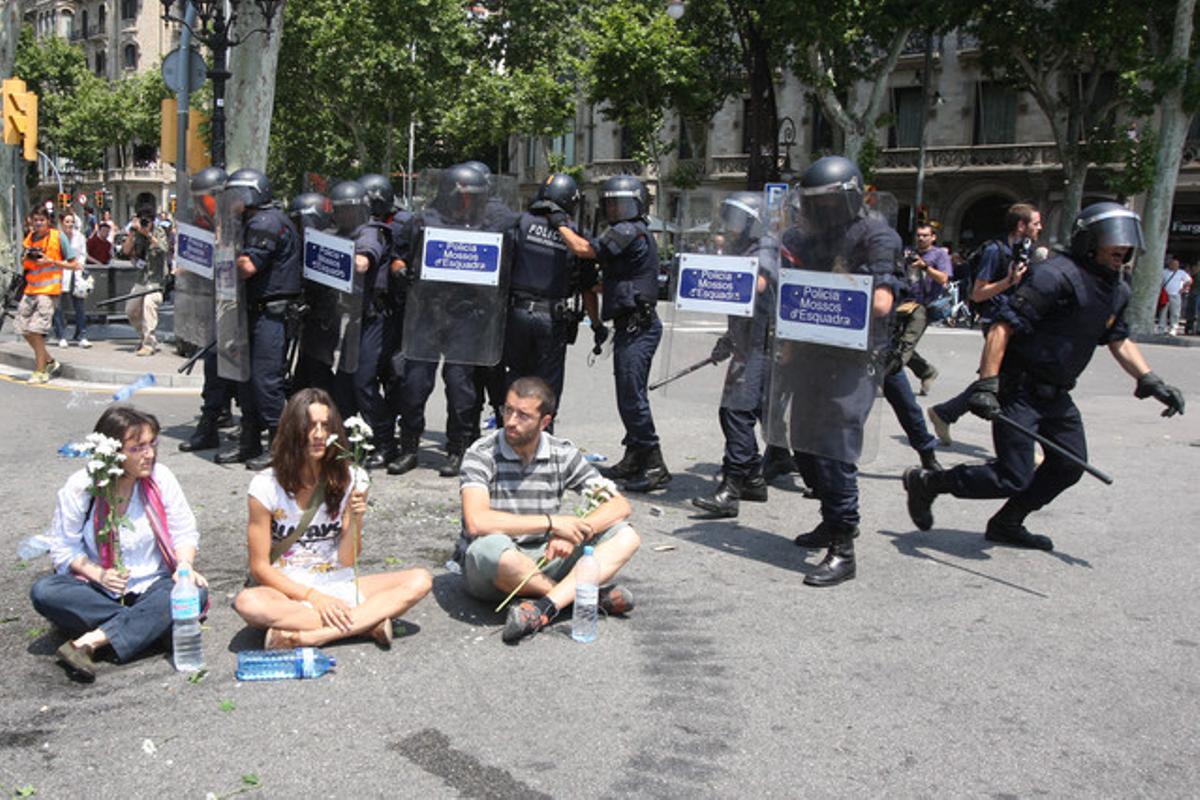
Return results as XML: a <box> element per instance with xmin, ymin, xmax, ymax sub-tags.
<box><xmin>94</xmin><ymin>476</ymin><xmax>176</xmax><ymax>571</ymax></box>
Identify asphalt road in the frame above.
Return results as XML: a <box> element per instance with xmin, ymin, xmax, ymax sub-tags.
<box><xmin>1</xmin><ymin>324</ymin><xmax>1198</xmax><ymax>798</ymax></box>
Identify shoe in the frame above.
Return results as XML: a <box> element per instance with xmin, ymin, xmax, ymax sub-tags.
<box><xmin>55</xmin><ymin>641</ymin><xmax>96</xmax><ymax>682</ymax></box>
<box><xmin>919</xmin><ymin>369</ymin><xmax>938</xmax><ymax>396</ymax></box>
<box><xmin>623</xmin><ymin>445</ymin><xmax>672</xmax><ymax>493</ymax></box>
<box><xmin>985</xmin><ymin>520</ymin><xmax>1054</xmax><ymax>551</ymax></box>
<box><xmin>599</xmin><ymin>585</ymin><xmax>635</xmax><ymax>616</ymax></box>
<box><xmin>264</xmin><ymin>628</ymin><xmax>299</xmax><ymax>650</ymax></box>
<box><xmin>215</xmin><ymin>409</ymin><xmax>236</xmax><ymax>429</ymax></box>
<box><xmin>502</xmin><ymin>600</ymin><xmax>553</xmax><ymax>643</ymax></box>
<box><xmin>134</xmin><ymin>345</ymin><xmax>154</xmax><ymax>356</ymax></box>
<box><xmin>600</xmin><ymin>447</ymin><xmax>642</xmax><ymax>481</ymax></box>
<box><xmin>45</xmin><ymin>359</ymin><xmax>62</xmax><ymax>378</ymax></box>
<box><xmin>794</xmin><ymin>522</ymin><xmax>859</xmax><ymax>548</ymax></box>
<box><xmin>439</xmin><ymin>451</ymin><xmax>463</xmax><ymax>478</ymax></box>
<box><xmin>387</xmin><ymin>436</ymin><xmax>420</xmax><ymax>475</ymax></box>
<box><xmin>903</xmin><ymin>467</ymin><xmax>937</xmax><ymax>531</ymax></box>
<box><xmin>370</xmin><ymin>617</ymin><xmax>393</xmax><ymax>650</ymax></box>
<box><xmin>803</xmin><ymin>524</ymin><xmax>857</xmax><ymax>587</ymax></box>
<box><xmin>761</xmin><ymin>445</ymin><xmax>795</xmax><ymax>482</ymax></box>
<box><xmin>740</xmin><ymin>471</ymin><xmax>768</xmax><ymax>502</ymax></box>
<box><xmin>215</xmin><ymin>441</ymin><xmax>263</xmax><ymax>465</ymax></box>
<box><xmin>927</xmin><ymin>406</ymin><xmax>953</xmax><ymax>445</ymax></box>
<box><xmin>57</xmin><ymin>338</ymin><xmax>69</xmax><ymax>348</ymax></box>
<box><xmin>365</xmin><ymin>444</ymin><xmax>396</xmax><ymax>471</ymax></box>
<box><xmin>179</xmin><ymin>417</ymin><xmax>220</xmax><ymax>452</ymax></box>
<box><xmin>244</xmin><ymin>450</ymin><xmax>273</xmax><ymax>471</ymax></box>
<box><xmin>77</xmin><ymin>338</ymin><xmax>92</xmax><ymax>349</ymax></box>
<box><xmin>691</xmin><ymin>474</ymin><xmax>743</xmax><ymax>518</ymax></box>
<box><xmin>27</xmin><ymin>370</ymin><xmax>48</xmax><ymax>385</ymax></box>
<box><xmin>919</xmin><ymin>449</ymin><xmax>943</xmax><ymax>471</ymax></box>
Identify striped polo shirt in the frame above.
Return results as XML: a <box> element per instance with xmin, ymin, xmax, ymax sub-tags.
<box><xmin>459</xmin><ymin>430</ymin><xmax>599</xmax><ymax>544</ymax></box>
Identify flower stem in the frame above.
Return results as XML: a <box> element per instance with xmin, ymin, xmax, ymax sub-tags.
<box><xmin>494</xmin><ymin>556</ymin><xmax>550</xmax><ymax>613</ymax></box>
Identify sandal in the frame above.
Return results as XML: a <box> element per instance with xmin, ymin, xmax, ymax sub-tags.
<box><xmin>264</xmin><ymin>628</ymin><xmax>299</xmax><ymax>650</ymax></box>
<box><xmin>370</xmin><ymin>618</ymin><xmax>393</xmax><ymax>650</ymax></box>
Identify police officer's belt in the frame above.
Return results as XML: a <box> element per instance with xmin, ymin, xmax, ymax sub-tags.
<box><xmin>613</xmin><ymin>307</ymin><xmax>657</xmax><ymax>331</ymax></box>
<box><xmin>252</xmin><ymin>297</ymin><xmax>301</xmax><ymax>317</ymax></box>
<box><xmin>510</xmin><ymin>294</ymin><xmax>568</xmax><ymax>318</ymax></box>
<box><xmin>1002</xmin><ymin>370</ymin><xmax>1074</xmax><ymax>400</ymax></box>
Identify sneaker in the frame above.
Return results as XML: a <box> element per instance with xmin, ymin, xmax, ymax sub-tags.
<box><xmin>502</xmin><ymin>600</ymin><xmax>553</xmax><ymax>643</ymax></box>
<box><xmin>599</xmin><ymin>585</ymin><xmax>635</xmax><ymax>616</ymax></box>
<box><xmin>45</xmin><ymin>359</ymin><xmax>62</xmax><ymax>378</ymax></box>
<box><xmin>919</xmin><ymin>369</ymin><xmax>938</xmax><ymax>396</ymax></box>
<box><xmin>927</xmin><ymin>406</ymin><xmax>952</xmax><ymax>445</ymax></box>
<box><xmin>27</xmin><ymin>370</ymin><xmax>48</xmax><ymax>384</ymax></box>
<box><xmin>56</xmin><ymin>338</ymin><xmax>69</xmax><ymax>348</ymax></box>
<box><xmin>134</xmin><ymin>345</ymin><xmax>155</xmax><ymax>357</ymax></box>
<box><xmin>77</xmin><ymin>338</ymin><xmax>92</xmax><ymax>349</ymax></box>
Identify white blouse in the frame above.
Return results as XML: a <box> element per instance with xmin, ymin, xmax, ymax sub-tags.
<box><xmin>48</xmin><ymin>463</ymin><xmax>199</xmax><ymax>595</ymax></box>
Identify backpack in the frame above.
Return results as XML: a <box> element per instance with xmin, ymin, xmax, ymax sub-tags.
<box><xmin>960</xmin><ymin>239</ymin><xmax>1004</xmax><ymax>312</ymax></box>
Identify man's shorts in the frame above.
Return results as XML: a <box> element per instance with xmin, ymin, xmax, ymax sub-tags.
<box><xmin>463</xmin><ymin>523</ymin><xmax>632</xmax><ymax>602</ymax></box>
<box><xmin>14</xmin><ymin>294</ymin><xmax>58</xmax><ymax>336</ymax></box>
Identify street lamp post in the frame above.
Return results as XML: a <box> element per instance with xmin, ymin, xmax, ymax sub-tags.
<box><xmin>159</xmin><ymin>0</ymin><xmax>284</xmax><ymax>170</ymax></box>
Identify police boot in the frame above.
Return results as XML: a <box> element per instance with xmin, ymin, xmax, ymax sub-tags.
<box><xmin>215</xmin><ymin>408</ymin><xmax>236</xmax><ymax>429</ymax></box>
<box><xmin>985</xmin><ymin>499</ymin><xmax>1054</xmax><ymax>551</ymax></box>
<box><xmin>803</xmin><ymin>523</ymin><xmax>857</xmax><ymax>587</ymax></box>
<box><xmin>601</xmin><ymin>447</ymin><xmax>643</xmax><ymax>481</ymax></box>
<box><xmin>623</xmin><ymin>446</ymin><xmax>672</xmax><ymax>493</ymax></box>
<box><xmin>902</xmin><ymin>466</ymin><xmax>948</xmax><ymax>531</ymax></box>
<box><xmin>439</xmin><ymin>450</ymin><xmax>464</xmax><ymax>478</ymax></box>
<box><xmin>179</xmin><ymin>415</ymin><xmax>220</xmax><ymax>452</ymax></box>
<box><xmin>244</xmin><ymin>429</ymin><xmax>276</xmax><ymax>471</ymax></box>
<box><xmin>793</xmin><ymin>520</ymin><xmax>860</xmax><ymax>548</ymax></box>
<box><xmin>739</xmin><ymin>470</ymin><xmax>768</xmax><ymax>502</ymax></box>
<box><xmin>215</xmin><ymin>427</ymin><xmax>263</xmax><ymax>465</ymax></box>
<box><xmin>761</xmin><ymin>446</ymin><xmax>795</xmax><ymax>482</ymax></box>
<box><xmin>919</xmin><ymin>448</ymin><xmax>943</xmax><ymax>471</ymax></box>
<box><xmin>691</xmin><ymin>474</ymin><xmax>744</xmax><ymax>518</ymax></box>
<box><xmin>365</xmin><ymin>441</ymin><xmax>396</xmax><ymax>471</ymax></box>
<box><xmin>386</xmin><ymin>435</ymin><xmax>420</xmax><ymax>476</ymax></box>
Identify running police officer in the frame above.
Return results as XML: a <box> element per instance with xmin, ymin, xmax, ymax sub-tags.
<box><xmin>691</xmin><ymin>192</ymin><xmax>773</xmax><ymax>517</ymax></box>
<box><xmin>771</xmin><ymin>156</ymin><xmax>902</xmax><ymax>586</ymax></box>
<box><xmin>214</xmin><ymin>169</ymin><xmax>303</xmax><ymax>469</ymax></box>
<box><xmin>555</xmin><ymin>175</ymin><xmax>670</xmax><ymax>493</ymax></box>
<box><xmin>179</xmin><ymin>166</ymin><xmax>235</xmax><ymax>453</ymax></box>
<box><xmin>903</xmin><ymin>203</ymin><xmax>1185</xmax><ymax>551</ymax></box>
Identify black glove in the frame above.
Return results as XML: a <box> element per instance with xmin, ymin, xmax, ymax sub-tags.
<box><xmin>710</xmin><ymin>335</ymin><xmax>734</xmax><ymax>363</ymax></box>
<box><xmin>966</xmin><ymin>376</ymin><xmax>1001</xmax><ymax>420</ymax></box>
<box><xmin>1135</xmin><ymin>371</ymin><xmax>1186</xmax><ymax>417</ymax></box>
<box><xmin>592</xmin><ymin>322</ymin><xmax>608</xmax><ymax>354</ymax></box>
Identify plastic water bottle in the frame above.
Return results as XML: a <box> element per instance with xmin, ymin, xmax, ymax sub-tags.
<box><xmin>236</xmin><ymin>648</ymin><xmax>337</xmax><ymax>681</ymax></box>
<box><xmin>112</xmin><ymin>372</ymin><xmax>156</xmax><ymax>403</ymax></box>
<box><xmin>17</xmin><ymin>534</ymin><xmax>51</xmax><ymax>561</ymax></box>
<box><xmin>170</xmin><ymin>565</ymin><xmax>204</xmax><ymax>672</ymax></box>
<box><xmin>572</xmin><ymin>546</ymin><xmax>600</xmax><ymax>644</ymax></box>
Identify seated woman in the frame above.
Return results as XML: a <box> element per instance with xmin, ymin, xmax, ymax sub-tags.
<box><xmin>31</xmin><ymin>405</ymin><xmax>207</xmax><ymax>682</ymax></box>
<box><xmin>233</xmin><ymin>388</ymin><xmax>432</xmax><ymax>648</ymax></box>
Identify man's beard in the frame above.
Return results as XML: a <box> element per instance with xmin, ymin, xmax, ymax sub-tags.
<box><xmin>505</xmin><ymin>425</ymin><xmax>539</xmax><ymax>449</ymax></box>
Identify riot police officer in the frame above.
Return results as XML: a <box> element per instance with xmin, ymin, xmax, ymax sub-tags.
<box><xmin>691</xmin><ymin>192</ymin><xmax>774</xmax><ymax>517</ymax></box>
<box><xmin>556</xmin><ymin>174</ymin><xmax>670</xmax><ymax>492</ymax></box>
<box><xmin>289</xmin><ymin>191</ymin><xmax>338</xmax><ymax>394</ymax></box>
<box><xmin>214</xmin><ymin>168</ymin><xmax>304</xmax><ymax>469</ymax></box>
<box><xmin>903</xmin><ymin>203</ymin><xmax>1185</xmax><ymax>551</ymax></box>
<box><xmin>772</xmin><ymin>156</ymin><xmax>902</xmax><ymax>586</ymax></box>
<box><xmin>179</xmin><ymin>166</ymin><xmax>235</xmax><ymax>453</ymax></box>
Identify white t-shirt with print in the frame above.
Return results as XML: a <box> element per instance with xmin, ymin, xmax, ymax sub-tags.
<box><xmin>248</xmin><ymin>467</ymin><xmax>360</xmax><ymax>570</ymax></box>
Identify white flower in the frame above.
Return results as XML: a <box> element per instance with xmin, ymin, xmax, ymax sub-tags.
<box><xmin>87</xmin><ymin>459</ymin><xmax>106</xmax><ymax>474</ymax></box>
<box><xmin>96</xmin><ymin>477</ymin><xmax>109</xmax><ymax>488</ymax></box>
<box><xmin>107</xmin><ymin>466</ymin><xmax>124</xmax><ymax>476</ymax></box>
<box><xmin>347</xmin><ymin>433</ymin><xmax>364</xmax><ymax>444</ymax></box>
<box><xmin>325</xmin><ymin>434</ymin><xmax>339</xmax><ymax>446</ymax></box>
<box><xmin>362</xmin><ymin>443</ymin><xmax>375</xmax><ymax>452</ymax></box>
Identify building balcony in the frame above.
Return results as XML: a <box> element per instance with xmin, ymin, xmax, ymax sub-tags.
<box><xmin>709</xmin><ymin>153</ymin><xmax>789</xmax><ymax>179</ymax></box>
<box><xmin>106</xmin><ymin>165</ymin><xmax>172</xmax><ymax>183</ymax></box>
<box><xmin>874</xmin><ymin>143</ymin><xmax>1061</xmax><ymax>173</ymax></box>
<box><xmin>585</xmin><ymin>159</ymin><xmax>654</xmax><ymax>181</ymax></box>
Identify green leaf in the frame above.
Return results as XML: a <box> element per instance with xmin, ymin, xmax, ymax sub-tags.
<box><xmin>241</xmin><ymin>774</ymin><xmax>260</xmax><ymax>787</ymax></box>
<box><xmin>187</xmin><ymin>669</ymin><xmax>208</xmax><ymax>685</ymax></box>
<box><xmin>13</xmin><ymin>786</ymin><xmax>37</xmax><ymax>798</ymax></box>
<box><xmin>218</xmin><ymin>699</ymin><xmax>236</xmax><ymax>713</ymax></box>
<box><xmin>25</xmin><ymin>628</ymin><xmax>47</xmax><ymax>639</ymax></box>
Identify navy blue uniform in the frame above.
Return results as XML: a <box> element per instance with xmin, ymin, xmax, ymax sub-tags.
<box><xmin>503</xmin><ymin>210</ymin><xmax>578</xmax><ymax>402</ymax></box>
<box><xmin>238</xmin><ymin>207</ymin><xmax>302</xmax><ymax>436</ymax></box>
<box><xmin>939</xmin><ymin>253</ymin><xmax>1130</xmax><ymax>509</ymax></box>
<box><xmin>589</xmin><ymin>219</ymin><xmax>661</xmax><ymax>449</ymax></box>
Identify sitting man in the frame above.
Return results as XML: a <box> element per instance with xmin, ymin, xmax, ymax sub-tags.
<box><xmin>458</xmin><ymin>376</ymin><xmax>641</xmax><ymax>643</ymax></box>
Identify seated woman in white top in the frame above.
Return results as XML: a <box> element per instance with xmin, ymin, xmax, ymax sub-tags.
<box><xmin>233</xmin><ymin>388</ymin><xmax>432</xmax><ymax>649</ymax></box>
<box><xmin>31</xmin><ymin>405</ymin><xmax>206</xmax><ymax>682</ymax></box>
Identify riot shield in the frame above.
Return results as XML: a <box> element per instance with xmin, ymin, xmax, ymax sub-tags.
<box><xmin>172</xmin><ymin>173</ymin><xmax>217</xmax><ymax>347</ymax></box>
<box><xmin>214</xmin><ymin>188</ymin><xmax>249</xmax><ymax>382</ymax></box>
<box><xmin>300</xmin><ymin>227</ymin><xmax>362</xmax><ymax>373</ymax></box>
<box><xmin>763</xmin><ymin>190</ymin><xmax>901</xmax><ymax>465</ymax></box>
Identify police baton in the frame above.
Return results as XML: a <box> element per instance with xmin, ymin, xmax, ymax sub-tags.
<box><xmin>95</xmin><ymin>286</ymin><xmax>165</xmax><ymax>307</ymax></box>
<box><xmin>648</xmin><ymin>355</ymin><xmax>719</xmax><ymax>391</ymax></box>
<box><xmin>993</xmin><ymin>412</ymin><xmax>1113</xmax><ymax>485</ymax></box>
<box><xmin>177</xmin><ymin>340</ymin><xmax>215</xmax><ymax>375</ymax></box>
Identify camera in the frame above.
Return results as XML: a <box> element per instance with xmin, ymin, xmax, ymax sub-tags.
<box><xmin>138</xmin><ymin>215</ymin><xmax>153</xmax><ymax>228</ymax></box>
<box><xmin>23</xmin><ymin>247</ymin><xmax>44</xmax><ymax>262</ymax></box>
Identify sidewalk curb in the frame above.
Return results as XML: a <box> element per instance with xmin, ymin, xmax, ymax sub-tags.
<box><xmin>0</xmin><ymin>347</ymin><xmax>204</xmax><ymax>388</ymax></box>
<box><xmin>1130</xmin><ymin>333</ymin><xmax>1200</xmax><ymax>348</ymax></box>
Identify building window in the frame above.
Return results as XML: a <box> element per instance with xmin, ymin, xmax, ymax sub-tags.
<box><xmin>81</xmin><ymin>9</ymin><xmax>89</xmax><ymax>34</ymax></box>
<box><xmin>524</xmin><ymin>136</ymin><xmax>537</xmax><ymax>171</ymax></box>
<box><xmin>549</xmin><ymin>121</ymin><xmax>576</xmax><ymax>167</ymax></box>
<box><xmin>98</xmin><ymin>3</ymin><xmax>107</xmax><ymax>29</ymax></box>
<box><xmin>95</xmin><ymin>51</ymin><xmax>107</xmax><ymax>77</ymax></box>
<box><xmin>123</xmin><ymin>43</ymin><xmax>137</xmax><ymax>69</ymax></box>
<box><xmin>619</xmin><ymin>127</ymin><xmax>636</xmax><ymax>160</ymax></box>
<box><xmin>120</xmin><ymin>0</ymin><xmax>136</xmax><ymax>21</ymax></box>
<box><xmin>974</xmin><ymin>82</ymin><xmax>1017</xmax><ymax>145</ymax></box>
<box><xmin>889</xmin><ymin>86</ymin><xmax>923</xmax><ymax>148</ymax></box>
<box><xmin>809</xmin><ymin>98</ymin><xmax>835</xmax><ymax>156</ymax></box>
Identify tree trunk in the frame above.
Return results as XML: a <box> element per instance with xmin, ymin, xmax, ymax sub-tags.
<box><xmin>225</xmin><ymin>3</ymin><xmax>284</xmax><ymax>171</ymax></box>
<box><xmin>1057</xmin><ymin>157</ymin><xmax>1089</xmax><ymax>246</ymax></box>
<box><xmin>744</xmin><ymin>24</ymin><xmax>778</xmax><ymax>190</ymax></box>
<box><xmin>1</xmin><ymin>0</ymin><xmax>20</xmax><ymax>277</ymax></box>
<box><xmin>1130</xmin><ymin>0</ymin><xmax>1197</xmax><ymax>334</ymax></box>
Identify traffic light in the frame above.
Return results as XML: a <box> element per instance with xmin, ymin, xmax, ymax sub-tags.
<box><xmin>94</xmin><ymin>190</ymin><xmax>104</xmax><ymax>209</ymax></box>
<box><xmin>2</xmin><ymin>77</ymin><xmax>38</xmax><ymax>161</ymax></box>
<box><xmin>58</xmin><ymin>192</ymin><xmax>70</xmax><ymax>210</ymax></box>
<box><xmin>169</xmin><ymin>195</ymin><xmax>177</xmax><ymax>215</ymax></box>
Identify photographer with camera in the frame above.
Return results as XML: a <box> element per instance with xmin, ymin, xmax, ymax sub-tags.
<box><xmin>120</xmin><ymin>205</ymin><xmax>171</xmax><ymax>357</ymax></box>
<box><xmin>15</xmin><ymin>206</ymin><xmax>78</xmax><ymax>383</ymax></box>
<box><xmin>895</xmin><ymin>223</ymin><xmax>954</xmax><ymax>395</ymax></box>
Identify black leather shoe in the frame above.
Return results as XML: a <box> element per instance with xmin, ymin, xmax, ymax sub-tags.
<box><xmin>902</xmin><ymin>467</ymin><xmax>937</xmax><ymax>531</ymax></box>
<box><xmin>600</xmin><ymin>447</ymin><xmax>642</xmax><ymax>481</ymax></box>
<box><xmin>179</xmin><ymin>418</ymin><xmax>219</xmax><ymax>452</ymax></box>
<box><xmin>985</xmin><ymin>520</ymin><xmax>1054</xmax><ymax>551</ymax></box>
<box><xmin>364</xmin><ymin>445</ymin><xmax>396</xmax><ymax>471</ymax></box>
<box><xmin>739</xmin><ymin>472</ymin><xmax>768</xmax><ymax>502</ymax></box>
<box><xmin>244</xmin><ymin>450</ymin><xmax>273</xmax><ymax>471</ymax></box>
<box><xmin>919</xmin><ymin>448</ymin><xmax>943</xmax><ymax>471</ymax></box>
<box><xmin>215</xmin><ymin>444</ymin><xmax>261</xmax><ymax>465</ymax></box>
<box><xmin>803</xmin><ymin>526</ymin><xmax>857</xmax><ymax>587</ymax></box>
<box><xmin>623</xmin><ymin>446</ymin><xmax>672</xmax><ymax>493</ymax></box>
<box><xmin>691</xmin><ymin>475</ymin><xmax>741</xmax><ymax>517</ymax></box>
<box><xmin>439</xmin><ymin>452</ymin><xmax>463</xmax><ymax>478</ymax></box>
<box><xmin>386</xmin><ymin>440</ymin><xmax>419</xmax><ymax>475</ymax></box>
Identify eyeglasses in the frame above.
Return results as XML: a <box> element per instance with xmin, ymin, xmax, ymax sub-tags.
<box><xmin>125</xmin><ymin>439</ymin><xmax>159</xmax><ymax>455</ymax></box>
<box><xmin>499</xmin><ymin>405</ymin><xmax>541</xmax><ymax>424</ymax></box>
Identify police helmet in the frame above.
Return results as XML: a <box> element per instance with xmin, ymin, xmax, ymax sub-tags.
<box><xmin>329</xmin><ymin>180</ymin><xmax>370</xmax><ymax>235</ymax></box>
<box><xmin>535</xmin><ymin>173</ymin><xmax>580</xmax><ymax>216</ymax></box>
<box><xmin>461</xmin><ymin>160</ymin><xmax>496</xmax><ymax>192</ymax></box>
<box><xmin>798</xmin><ymin>155</ymin><xmax>863</xmax><ymax>230</ymax></box>
<box><xmin>434</xmin><ymin>164</ymin><xmax>489</xmax><ymax>227</ymax></box>
<box><xmin>1070</xmin><ymin>201</ymin><xmax>1144</xmax><ymax>264</ymax></box>
<box><xmin>289</xmin><ymin>192</ymin><xmax>333</xmax><ymax>232</ymax></box>
<box><xmin>189</xmin><ymin>167</ymin><xmax>226</xmax><ymax>228</ymax></box>
<box><xmin>358</xmin><ymin>173</ymin><xmax>395</xmax><ymax>219</ymax></box>
<box><xmin>600</xmin><ymin>175</ymin><xmax>646</xmax><ymax>225</ymax></box>
<box><xmin>225</xmin><ymin>168</ymin><xmax>272</xmax><ymax>209</ymax></box>
<box><xmin>718</xmin><ymin>191</ymin><xmax>764</xmax><ymax>242</ymax></box>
